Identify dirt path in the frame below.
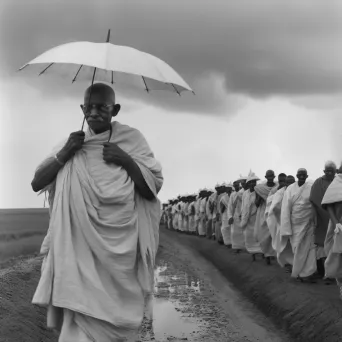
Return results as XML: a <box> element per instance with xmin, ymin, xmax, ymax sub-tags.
<box><xmin>146</xmin><ymin>239</ymin><xmax>289</xmax><ymax>342</ymax></box>
<box><xmin>0</xmin><ymin>229</ymin><xmax>289</xmax><ymax>342</ymax></box>
<box><xmin>161</xmin><ymin>227</ymin><xmax>342</xmax><ymax>342</ymax></box>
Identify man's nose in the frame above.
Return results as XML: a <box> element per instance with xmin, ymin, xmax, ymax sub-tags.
<box><xmin>89</xmin><ymin>108</ymin><xmax>100</xmax><ymax>117</ymax></box>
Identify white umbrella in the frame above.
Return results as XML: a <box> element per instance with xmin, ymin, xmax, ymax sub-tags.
<box><xmin>18</xmin><ymin>30</ymin><xmax>193</xmax><ymax>95</ymax></box>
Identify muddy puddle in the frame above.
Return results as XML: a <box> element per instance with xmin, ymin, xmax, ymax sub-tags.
<box><xmin>139</xmin><ymin>260</ymin><xmax>239</xmax><ymax>342</ymax></box>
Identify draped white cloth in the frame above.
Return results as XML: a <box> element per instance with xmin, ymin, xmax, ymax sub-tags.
<box><xmin>240</xmin><ymin>190</ymin><xmax>263</xmax><ymax>254</ymax></box>
<box><xmin>33</xmin><ymin>121</ymin><xmax>163</xmax><ymax>342</ymax></box>
<box><xmin>210</xmin><ymin>192</ymin><xmax>218</xmax><ymax>221</ymax></box>
<box><xmin>321</xmin><ymin>174</ymin><xmax>342</xmax><ymax>279</ymax></box>
<box><xmin>214</xmin><ymin>193</ymin><xmax>224</xmax><ymax>242</ymax></box>
<box><xmin>266</xmin><ymin>187</ymin><xmax>294</xmax><ymax>267</ymax></box>
<box><xmin>194</xmin><ymin>198</ymin><xmax>201</xmax><ymax>233</ymax></box>
<box><xmin>172</xmin><ymin>204</ymin><xmax>178</xmax><ymax>230</ymax></box>
<box><xmin>220</xmin><ymin>193</ymin><xmax>231</xmax><ymax>245</ymax></box>
<box><xmin>228</xmin><ymin>189</ymin><xmax>245</xmax><ymax>250</ymax></box>
<box><xmin>188</xmin><ymin>202</ymin><xmax>196</xmax><ymax>232</ymax></box>
<box><xmin>183</xmin><ymin>202</ymin><xmax>189</xmax><ymax>232</ymax></box>
<box><xmin>280</xmin><ymin>181</ymin><xmax>317</xmax><ymax>278</ymax></box>
<box><xmin>178</xmin><ymin>202</ymin><xmax>183</xmax><ymax>231</ymax></box>
<box><xmin>198</xmin><ymin>198</ymin><xmax>207</xmax><ymax>236</ymax></box>
<box><xmin>254</xmin><ymin>184</ymin><xmax>277</xmax><ymax>257</ymax></box>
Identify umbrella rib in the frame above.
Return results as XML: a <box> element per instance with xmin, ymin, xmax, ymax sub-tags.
<box><xmin>171</xmin><ymin>83</ymin><xmax>181</xmax><ymax>96</ymax></box>
<box><xmin>72</xmin><ymin>65</ymin><xmax>83</xmax><ymax>83</ymax></box>
<box><xmin>18</xmin><ymin>64</ymin><xmax>28</xmax><ymax>72</ymax></box>
<box><xmin>39</xmin><ymin>63</ymin><xmax>54</xmax><ymax>76</ymax></box>
<box><xmin>142</xmin><ymin>76</ymin><xmax>149</xmax><ymax>93</ymax></box>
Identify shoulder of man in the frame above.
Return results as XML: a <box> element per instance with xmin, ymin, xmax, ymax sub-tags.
<box><xmin>115</xmin><ymin>122</ymin><xmax>146</xmax><ymax>140</ymax></box>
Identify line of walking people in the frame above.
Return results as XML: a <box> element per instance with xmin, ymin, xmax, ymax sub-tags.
<box><xmin>161</xmin><ymin>161</ymin><xmax>342</xmax><ymax>299</ymax></box>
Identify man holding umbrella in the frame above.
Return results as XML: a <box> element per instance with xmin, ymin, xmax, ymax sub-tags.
<box><xmin>31</xmin><ymin>83</ymin><xmax>163</xmax><ymax>341</ymax></box>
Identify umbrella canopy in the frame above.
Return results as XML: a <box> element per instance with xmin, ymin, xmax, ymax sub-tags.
<box><xmin>18</xmin><ymin>31</ymin><xmax>193</xmax><ymax>95</ymax></box>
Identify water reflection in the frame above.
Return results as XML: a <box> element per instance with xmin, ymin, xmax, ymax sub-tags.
<box><xmin>141</xmin><ymin>297</ymin><xmax>199</xmax><ymax>341</ymax></box>
<box><xmin>143</xmin><ymin>261</ymin><xmax>203</xmax><ymax>341</ymax></box>
<box><xmin>154</xmin><ymin>264</ymin><xmax>202</xmax><ymax>296</ymax></box>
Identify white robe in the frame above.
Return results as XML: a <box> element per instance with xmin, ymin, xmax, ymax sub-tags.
<box><xmin>172</xmin><ymin>205</ymin><xmax>178</xmax><ymax>230</ymax></box>
<box><xmin>321</xmin><ymin>174</ymin><xmax>342</xmax><ymax>279</ymax></box>
<box><xmin>183</xmin><ymin>202</ymin><xmax>189</xmax><ymax>232</ymax></box>
<box><xmin>266</xmin><ymin>187</ymin><xmax>294</xmax><ymax>267</ymax></box>
<box><xmin>178</xmin><ymin>202</ymin><xmax>184</xmax><ymax>231</ymax></box>
<box><xmin>33</xmin><ymin>121</ymin><xmax>163</xmax><ymax>341</ymax></box>
<box><xmin>240</xmin><ymin>190</ymin><xmax>263</xmax><ymax>254</ymax></box>
<box><xmin>228</xmin><ymin>189</ymin><xmax>245</xmax><ymax>250</ymax></box>
<box><xmin>254</xmin><ymin>184</ymin><xmax>277</xmax><ymax>257</ymax></box>
<box><xmin>188</xmin><ymin>202</ymin><xmax>196</xmax><ymax>232</ymax></box>
<box><xmin>280</xmin><ymin>181</ymin><xmax>317</xmax><ymax>278</ymax></box>
<box><xmin>198</xmin><ymin>198</ymin><xmax>207</xmax><ymax>236</ymax></box>
<box><xmin>220</xmin><ymin>193</ymin><xmax>231</xmax><ymax>245</ymax></box>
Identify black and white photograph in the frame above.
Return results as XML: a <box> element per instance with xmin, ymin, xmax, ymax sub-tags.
<box><xmin>1</xmin><ymin>1</ymin><xmax>342</xmax><ymax>341</ymax></box>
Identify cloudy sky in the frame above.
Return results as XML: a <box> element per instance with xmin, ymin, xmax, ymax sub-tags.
<box><xmin>1</xmin><ymin>0</ymin><xmax>342</xmax><ymax>208</ymax></box>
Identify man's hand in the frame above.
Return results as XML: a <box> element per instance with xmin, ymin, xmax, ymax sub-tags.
<box><xmin>103</xmin><ymin>142</ymin><xmax>131</xmax><ymax>166</ymax></box>
<box><xmin>228</xmin><ymin>217</ymin><xmax>234</xmax><ymax>225</ymax></box>
<box><xmin>58</xmin><ymin>131</ymin><xmax>85</xmax><ymax>163</ymax></box>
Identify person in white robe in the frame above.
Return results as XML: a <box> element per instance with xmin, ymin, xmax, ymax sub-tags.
<box><xmin>207</xmin><ymin>185</ymin><xmax>219</xmax><ymax>239</ymax></box>
<box><xmin>188</xmin><ymin>195</ymin><xmax>196</xmax><ymax>234</ymax></box>
<box><xmin>214</xmin><ymin>185</ymin><xmax>225</xmax><ymax>244</ymax></box>
<box><xmin>210</xmin><ymin>185</ymin><xmax>220</xmax><ymax>240</ymax></box>
<box><xmin>206</xmin><ymin>191</ymin><xmax>214</xmax><ymax>238</ymax></box>
<box><xmin>240</xmin><ymin>175</ymin><xmax>250</xmax><ymax>214</ymax></box>
<box><xmin>220</xmin><ymin>182</ymin><xmax>233</xmax><ymax>247</ymax></box>
<box><xmin>266</xmin><ymin>174</ymin><xmax>295</xmax><ymax>272</ymax></box>
<box><xmin>240</xmin><ymin>172</ymin><xmax>263</xmax><ymax>261</ymax></box>
<box><xmin>198</xmin><ymin>190</ymin><xmax>208</xmax><ymax>237</ymax></box>
<box><xmin>254</xmin><ymin>170</ymin><xmax>278</xmax><ymax>264</ymax></box>
<box><xmin>30</xmin><ymin>83</ymin><xmax>163</xmax><ymax>341</ymax></box>
<box><xmin>174</xmin><ymin>201</ymin><xmax>180</xmax><ymax>231</ymax></box>
<box><xmin>168</xmin><ymin>201</ymin><xmax>174</xmax><ymax>230</ymax></box>
<box><xmin>321</xmin><ymin>165</ymin><xmax>342</xmax><ymax>299</ymax></box>
<box><xmin>180</xmin><ymin>197</ymin><xmax>186</xmax><ymax>233</ymax></box>
<box><xmin>177</xmin><ymin>198</ymin><xmax>184</xmax><ymax>232</ymax></box>
<box><xmin>194</xmin><ymin>192</ymin><xmax>202</xmax><ymax>236</ymax></box>
<box><xmin>161</xmin><ymin>204</ymin><xmax>167</xmax><ymax>225</ymax></box>
<box><xmin>280</xmin><ymin>168</ymin><xmax>317</xmax><ymax>282</ymax></box>
<box><xmin>183</xmin><ymin>196</ymin><xmax>190</xmax><ymax>233</ymax></box>
<box><xmin>228</xmin><ymin>180</ymin><xmax>245</xmax><ymax>253</ymax></box>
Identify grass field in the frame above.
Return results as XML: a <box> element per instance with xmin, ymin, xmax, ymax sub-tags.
<box><xmin>0</xmin><ymin>208</ymin><xmax>49</xmax><ymax>264</ymax></box>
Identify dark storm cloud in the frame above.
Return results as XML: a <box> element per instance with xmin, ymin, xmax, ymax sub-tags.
<box><xmin>1</xmin><ymin>0</ymin><xmax>341</xmax><ymax>113</ymax></box>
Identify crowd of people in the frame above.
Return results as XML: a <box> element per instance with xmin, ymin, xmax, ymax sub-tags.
<box><xmin>160</xmin><ymin>161</ymin><xmax>342</xmax><ymax>299</ymax></box>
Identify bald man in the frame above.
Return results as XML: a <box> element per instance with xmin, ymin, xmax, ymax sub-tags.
<box><xmin>281</xmin><ymin>169</ymin><xmax>317</xmax><ymax>282</ymax></box>
<box><xmin>31</xmin><ymin>83</ymin><xmax>163</xmax><ymax>341</ymax></box>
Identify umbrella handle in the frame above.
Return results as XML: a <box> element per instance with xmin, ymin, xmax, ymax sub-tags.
<box><xmin>80</xmin><ymin>115</ymin><xmax>112</xmax><ymax>142</ymax></box>
<box><xmin>81</xmin><ymin>66</ymin><xmax>97</xmax><ymax>132</ymax></box>
<box><xmin>81</xmin><ymin>116</ymin><xmax>86</xmax><ymax>131</ymax></box>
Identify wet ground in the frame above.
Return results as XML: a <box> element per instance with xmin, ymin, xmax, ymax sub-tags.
<box><xmin>138</xmin><ymin>242</ymin><xmax>289</xmax><ymax>342</ymax></box>
<box><xmin>0</xmin><ymin>233</ymin><xmax>290</xmax><ymax>342</ymax></box>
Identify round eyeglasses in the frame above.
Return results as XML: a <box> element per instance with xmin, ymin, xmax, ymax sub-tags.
<box><xmin>81</xmin><ymin>103</ymin><xmax>114</xmax><ymax>115</ymax></box>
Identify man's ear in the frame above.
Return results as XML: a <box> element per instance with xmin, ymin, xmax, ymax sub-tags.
<box><xmin>112</xmin><ymin>104</ymin><xmax>121</xmax><ymax>117</ymax></box>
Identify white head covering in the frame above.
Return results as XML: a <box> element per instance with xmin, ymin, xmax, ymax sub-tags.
<box><xmin>226</xmin><ymin>182</ymin><xmax>234</xmax><ymax>188</ymax></box>
<box><xmin>236</xmin><ymin>174</ymin><xmax>248</xmax><ymax>182</ymax></box>
<box><xmin>246</xmin><ymin>170</ymin><xmax>260</xmax><ymax>183</ymax></box>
